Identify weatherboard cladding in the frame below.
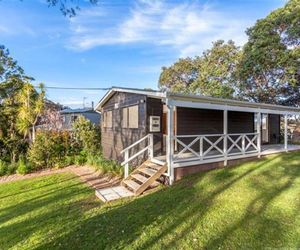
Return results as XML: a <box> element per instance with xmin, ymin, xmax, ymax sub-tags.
<box><xmin>101</xmin><ymin>92</ymin><xmax>148</xmax><ymax>162</ymax></box>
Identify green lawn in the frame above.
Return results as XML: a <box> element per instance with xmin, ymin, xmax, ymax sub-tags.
<box><xmin>1</xmin><ymin>152</ymin><xmax>300</xmax><ymax>249</ymax></box>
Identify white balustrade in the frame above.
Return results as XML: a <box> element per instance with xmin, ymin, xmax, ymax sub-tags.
<box><xmin>173</xmin><ymin>133</ymin><xmax>259</xmax><ymax>164</ymax></box>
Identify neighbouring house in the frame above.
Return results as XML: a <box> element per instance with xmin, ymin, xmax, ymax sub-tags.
<box><xmin>95</xmin><ymin>87</ymin><xmax>300</xmax><ymax>188</ymax></box>
<box><xmin>60</xmin><ymin>108</ymin><xmax>101</xmax><ymax>130</ymax></box>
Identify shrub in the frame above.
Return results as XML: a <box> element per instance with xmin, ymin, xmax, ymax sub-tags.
<box><xmin>16</xmin><ymin>159</ymin><xmax>32</xmax><ymax>175</ymax></box>
<box><xmin>72</xmin><ymin>116</ymin><xmax>101</xmax><ymax>155</ymax></box>
<box><xmin>86</xmin><ymin>153</ymin><xmax>123</xmax><ymax>176</ymax></box>
<box><xmin>28</xmin><ymin>130</ymin><xmax>73</xmax><ymax>169</ymax></box>
<box><xmin>6</xmin><ymin>162</ymin><xmax>17</xmax><ymax>175</ymax></box>
<box><xmin>0</xmin><ymin>160</ymin><xmax>8</xmax><ymax>176</ymax></box>
<box><xmin>64</xmin><ymin>155</ymin><xmax>75</xmax><ymax>166</ymax></box>
<box><xmin>74</xmin><ymin>152</ymin><xmax>87</xmax><ymax>166</ymax></box>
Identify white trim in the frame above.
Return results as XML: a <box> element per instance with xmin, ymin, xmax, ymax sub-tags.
<box><xmin>168</xmin><ymin>99</ymin><xmax>299</xmax><ymax>115</ymax></box>
<box><xmin>167</xmin><ymin>92</ymin><xmax>300</xmax><ymax>114</ymax></box>
<box><xmin>95</xmin><ymin>87</ymin><xmax>166</xmax><ymax>111</ymax></box>
<box><xmin>257</xmin><ymin>112</ymin><xmax>261</xmax><ymax>158</ymax></box>
<box><xmin>284</xmin><ymin>114</ymin><xmax>288</xmax><ymax>151</ymax></box>
<box><xmin>223</xmin><ymin>110</ymin><xmax>228</xmax><ymax>166</ymax></box>
<box><xmin>166</xmin><ymin>101</ymin><xmax>174</xmax><ymax>185</ymax></box>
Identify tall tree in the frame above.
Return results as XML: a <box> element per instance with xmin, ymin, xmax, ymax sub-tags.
<box><xmin>0</xmin><ymin>46</ymin><xmax>28</xmax><ymax>161</ymax></box>
<box><xmin>238</xmin><ymin>0</ymin><xmax>300</xmax><ymax>105</ymax></box>
<box><xmin>159</xmin><ymin>40</ymin><xmax>241</xmax><ymax>98</ymax></box>
<box><xmin>16</xmin><ymin>83</ymin><xmax>45</xmax><ymax>141</ymax></box>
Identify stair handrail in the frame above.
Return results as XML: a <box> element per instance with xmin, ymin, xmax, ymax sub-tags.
<box><xmin>121</xmin><ymin>134</ymin><xmax>154</xmax><ymax>178</ymax></box>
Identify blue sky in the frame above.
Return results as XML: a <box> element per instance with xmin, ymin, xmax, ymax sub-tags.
<box><xmin>0</xmin><ymin>0</ymin><xmax>285</xmax><ymax>108</ymax></box>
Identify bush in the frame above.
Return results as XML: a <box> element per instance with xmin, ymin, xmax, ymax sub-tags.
<box><xmin>86</xmin><ymin>153</ymin><xmax>123</xmax><ymax>176</ymax></box>
<box><xmin>64</xmin><ymin>155</ymin><xmax>75</xmax><ymax>166</ymax></box>
<box><xmin>0</xmin><ymin>160</ymin><xmax>8</xmax><ymax>176</ymax></box>
<box><xmin>72</xmin><ymin>116</ymin><xmax>101</xmax><ymax>155</ymax></box>
<box><xmin>6</xmin><ymin>162</ymin><xmax>17</xmax><ymax>175</ymax></box>
<box><xmin>28</xmin><ymin>130</ymin><xmax>74</xmax><ymax>169</ymax></box>
<box><xmin>16</xmin><ymin>159</ymin><xmax>32</xmax><ymax>175</ymax></box>
<box><xmin>74</xmin><ymin>152</ymin><xmax>87</xmax><ymax>166</ymax></box>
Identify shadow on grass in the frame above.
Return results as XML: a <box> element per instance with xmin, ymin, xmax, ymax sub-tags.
<box><xmin>0</xmin><ymin>175</ymin><xmax>78</xmax><ymax>200</ymax></box>
<box><xmin>0</xmin><ymin>175</ymin><xmax>99</xmax><ymax>249</ymax></box>
<box><xmin>2</xmin><ymin>153</ymin><xmax>300</xmax><ymax>249</ymax></box>
<box><xmin>36</xmin><ymin>155</ymin><xmax>296</xmax><ymax>249</ymax></box>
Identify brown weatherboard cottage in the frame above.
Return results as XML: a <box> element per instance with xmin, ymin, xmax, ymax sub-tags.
<box><xmin>95</xmin><ymin>87</ymin><xmax>300</xmax><ymax>191</ymax></box>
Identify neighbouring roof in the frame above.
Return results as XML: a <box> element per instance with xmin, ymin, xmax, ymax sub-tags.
<box><xmin>60</xmin><ymin>108</ymin><xmax>96</xmax><ymax>114</ymax></box>
<box><xmin>95</xmin><ymin>86</ymin><xmax>300</xmax><ymax>115</ymax></box>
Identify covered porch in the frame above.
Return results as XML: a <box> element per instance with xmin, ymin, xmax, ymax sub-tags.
<box><xmin>163</xmin><ymin>93</ymin><xmax>300</xmax><ymax>184</ymax></box>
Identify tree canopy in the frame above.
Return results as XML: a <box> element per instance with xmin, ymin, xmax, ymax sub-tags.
<box><xmin>0</xmin><ymin>46</ymin><xmax>45</xmax><ymax>162</ymax></box>
<box><xmin>159</xmin><ymin>40</ymin><xmax>241</xmax><ymax>99</ymax></box>
<box><xmin>238</xmin><ymin>0</ymin><xmax>300</xmax><ymax>105</ymax></box>
<box><xmin>159</xmin><ymin>0</ymin><xmax>300</xmax><ymax>106</ymax></box>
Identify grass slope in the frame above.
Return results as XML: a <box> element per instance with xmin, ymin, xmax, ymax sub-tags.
<box><xmin>0</xmin><ymin>152</ymin><xmax>300</xmax><ymax>249</ymax></box>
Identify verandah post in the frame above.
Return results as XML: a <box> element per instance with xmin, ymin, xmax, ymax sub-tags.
<box><xmin>223</xmin><ymin>109</ymin><xmax>228</xmax><ymax>166</ymax></box>
<box><xmin>124</xmin><ymin>150</ymin><xmax>129</xmax><ymax>178</ymax></box>
<box><xmin>166</xmin><ymin>100</ymin><xmax>174</xmax><ymax>185</ymax></box>
<box><xmin>284</xmin><ymin>114</ymin><xmax>288</xmax><ymax>152</ymax></box>
<box><xmin>148</xmin><ymin>133</ymin><xmax>154</xmax><ymax>159</ymax></box>
<box><xmin>257</xmin><ymin>112</ymin><xmax>261</xmax><ymax>158</ymax></box>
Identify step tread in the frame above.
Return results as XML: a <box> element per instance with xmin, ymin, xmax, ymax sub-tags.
<box><xmin>123</xmin><ymin>179</ymin><xmax>141</xmax><ymax>191</ymax></box>
<box><xmin>131</xmin><ymin>173</ymin><xmax>148</xmax><ymax>183</ymax></box>
<box><xmin>144</xmin><ymin>162</ymin><xmax>162</xmax><ymax>170</ymax></box>
<box><xmin>138</xmin><ymin>167</ymin><xmax>157</xmax><ymax>176</ymax></box>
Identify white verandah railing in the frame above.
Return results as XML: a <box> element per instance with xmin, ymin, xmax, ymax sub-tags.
<box><xmin>173</xmin><ymin>132</ymin><xmax>259</xmax><ymax>164</ymax></box>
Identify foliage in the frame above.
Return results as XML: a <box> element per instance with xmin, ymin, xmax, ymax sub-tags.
<box><xmin>6</xmin><ymin>162</ymin><xmax>17</xmax><ymax>175</ymax></box>
<box><xmin>15</xmin><ymin>0</ymin><xmax>99</xmax><ymax>17</ymax></box>
<box><xmin>0</xmin><ymin>160</ymin><xmax>8</xmax><ymax>176</ymax></box>
<box><xmin>237</xmin><ymin>0</ymin><xmax>300</xmax><ymax>105</ymax></box>
<box><xmin>159</xmin><ymin>40</ymin><xmax>241</xmax><ymax>98</ymax></box>
<box><xmin>16</xmin><ymin>83</ymin><xmax>45</xmax><ymax>140</ymax></box>
<box><xmin>27</xmin><ymin>130</ymin><xmax>74</xmax><ymax>169</ymax></box>
<box><xmin>72</xmin><ymin>116</ymin><xmax>101</xmax><ymax>155</ymax></box>
<box><xmin>74</xmin><ymin>152</ymin><xmax>87</xmax><ymax>166</ymax></box>
<box><xmin>86</xmin><ymin>153</ymin><xmax>123</xmax><ymax>176</ymax></box>
<box><xmin>1</xmin><ymin>152</ymin><xmax>300</xmax><ymax>249</ymax></box>
<box><xmin>16</xmin><ymin>158</ymin><xmax>32</xmax><ymax>175</ymax></box>
<box><xmin>0</xmin><ymin>45</ymin><xmax>45</xmax><ymax>162</ymax></box>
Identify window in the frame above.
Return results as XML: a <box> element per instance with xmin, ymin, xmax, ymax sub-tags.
<box><xmin>122</xmin><ymin>105</ymin><xmax>139</xmax><ymax>129</ymax></box>
<box><xmin>103</xmin><ymin>111</ymin><xmax>112</xmax><ymax>128</ymax></box>
<box><xmin>128</xmin><ymin>105</ymin><xmax>139</xmax><ymax>128</ymax></box>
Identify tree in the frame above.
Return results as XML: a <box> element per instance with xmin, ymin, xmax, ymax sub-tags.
<box><xmin>16</xmin><ymin>83</ymin><xmax>45</xmax><ymax>141</ymax></box>
<box><xmin>237</xmin><ymin>0</ymin><xmax>300</xmax><ymax>105</ymax></box>
<box><xmin>159</xmin><ymin>57</ymin><xmax>197</xmax><ymax>93</ymax></box>
<box><xmin>159</xmin><ymin>40</ymin><xmax>241</xmax><ymax>98</ymax></box>
<box><xmin>0</xmin><ymin>46</ymin><xmax>27</xmax><ymax>161</ymax></box>
<box><xmin>0</xmin><ymin>46</ymin><xmax>45</xmax><ymax>161</ymax></box>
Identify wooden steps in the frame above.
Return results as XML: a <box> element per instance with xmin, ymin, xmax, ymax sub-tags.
<box><xmin>121</xmin><ymin>160</ymin><xmax>167</xmax><ymax>195</ymax></box>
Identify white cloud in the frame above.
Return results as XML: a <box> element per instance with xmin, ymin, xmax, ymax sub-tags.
<box><xmin>67</xmin><ymin>0</ymin><xmax>251</xmax><ymax>56</ymax></box>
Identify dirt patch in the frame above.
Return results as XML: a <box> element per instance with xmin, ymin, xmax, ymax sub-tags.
<box><xmin>0</xmin><ymin>165</ymin><xmax>121</xmax><ymax>190</ymax></box>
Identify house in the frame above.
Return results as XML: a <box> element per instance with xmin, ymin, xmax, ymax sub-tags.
<box><xmin>95</xmin><ymin>87</ymin><xmax>300</xmax><ymax>199</ymax></box>
<box><xmin>60</xmin><ymin>108</ymin><xmax>101</xmax><ymax>130</ymax></box>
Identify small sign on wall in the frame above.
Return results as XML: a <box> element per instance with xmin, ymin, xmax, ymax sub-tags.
<box><xmin>150</xmin><ymin>116</ymin><xmax>161</xmax><ymax>132</ymax></box>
